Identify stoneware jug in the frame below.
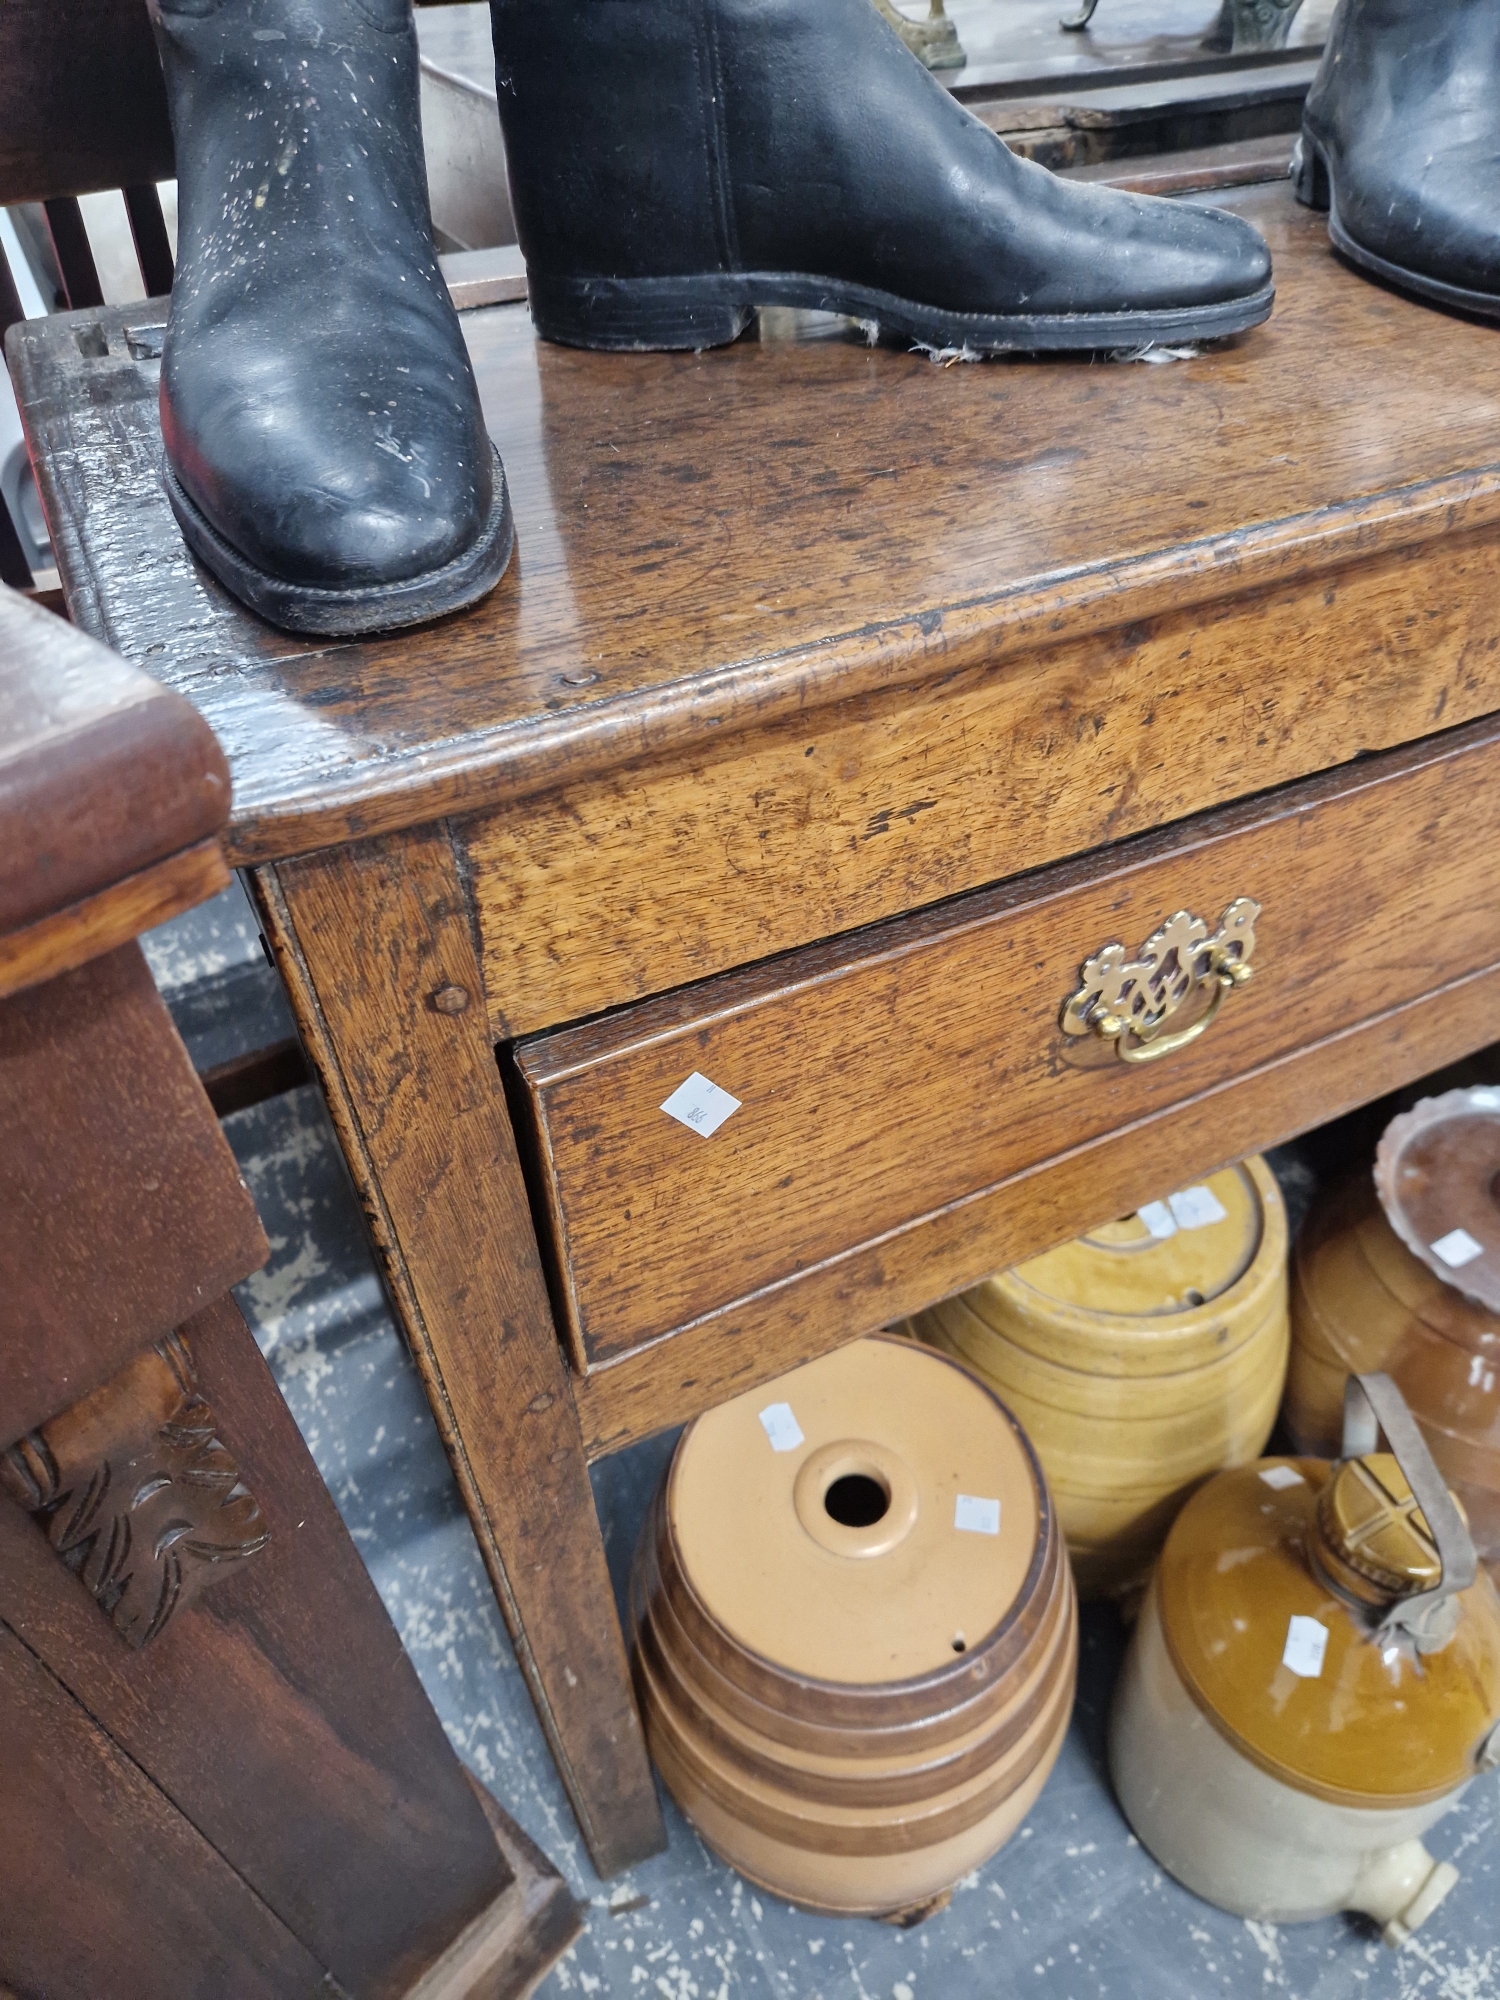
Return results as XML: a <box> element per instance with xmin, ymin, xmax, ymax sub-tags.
<box><xmin>1110</xmin><ymin>1373</ymin><xmax>1500</xmax><ymax>1942</ymax></box>
<box><xmin>1286</xmin><ymin>1088</ymin><xmax>1500</xmax><ymax>1568</ymax></box>
<box><xmin>908</xmin><ymin>1158</ymin><xmax>1287</xmax><ymax>1599</ymax></box>
<box><xmin>629</xmin><ymin>1334</ymin><xmax>1076</xmax><ymax>1919</ymax></box>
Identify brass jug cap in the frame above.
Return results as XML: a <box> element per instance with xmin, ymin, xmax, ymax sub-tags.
<box><xmin>1315</xmin><ymin>1454</ymin><xmax>1440</xmax><ymax>1605</ymax></box>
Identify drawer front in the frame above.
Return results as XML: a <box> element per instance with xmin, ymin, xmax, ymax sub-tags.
<box><xmin>468</xmin><ymin>528</ymin><xmax>1500</xmax><ymax>1038</ymax></box>
<box><xmin>515</xmin><ymin>717</ymin><xmax>1500</xmax><ymax>1373</ymax></box>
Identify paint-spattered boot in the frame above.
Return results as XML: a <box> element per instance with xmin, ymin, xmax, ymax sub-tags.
<box><xmin>1294</xmin><ymin>0</ymin><xmax>1500</xmax><ymax>319</ymax></box>
<box><xmin>149</xmin><ymin>0</ymin><xmax>512</xmax><ymax>635</ymax></box>
<box><xmin>488</xmin><ymin>0</ymin><xmax>1275</xmax><ymax>356</ymax></box>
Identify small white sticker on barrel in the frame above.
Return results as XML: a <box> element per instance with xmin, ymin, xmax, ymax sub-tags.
<box><xmin>1138</xmin><ymin>1200</ymin><xmax>1178</xmax><ymax>1241</ymax></box>
<box><xmin>1168</xmin><ymin>1185</ymin><xmax>1229</xmax><ymax>1230</ymax></box>
<box><xmin>1282</xmin><ymin>1614</ymin><xmax>1329</xmax><ymax>1679</ymax></box>
<box><xmin>1431</xmin><ymin>1227</ymin><xmax>1485</xmax><ymax>1270</ymax></box>
<box><xmin>758</xmin><ymin>1403</ymin><xmax>804</xmax><ymax>1453</ymax></box>
<box><xmin>954</xmin><ymin>1494</ymin><xmax>1001</xmax><ymax>1536</ymax></box>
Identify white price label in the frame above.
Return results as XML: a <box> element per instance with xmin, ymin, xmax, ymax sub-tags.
<box><xmin>954</xmin><ymin>1494</ymin><xmax>1001</xmax><ymax>1536</ymax></box>
<box><xmin>1282</xmin><ymin>1614</ymin><xmax>1329</xmax><ymax>1679</ymax></box>
<box><xmin>1138</xmin><ymin>1200</ymin><xmax>1177</xmax><ymax>1241</ymax></box>
<box><xmin>758</xmin><ymin>1403</ymin><xmax>804</xmax><ymax>1453</ymax></box>
<box><xmin>1259</xmin><ymin>1465</ymin><xmax>1305</xmax><ymax>1491</ymax></box>
<box><xmin>1431</xmin><ymin>1227</ymin><xmax>1485</xmax><ymax>1270</ymax></box>
<box><xmin>660</xmin><ymin>1071</ymin><xmax>741</xmax><ymax>1139</ymax></box>
<box><xmin>1168</xmin><ymin>1185</ymin><xmax>1229</xmax><ymax>1231</ymax></box>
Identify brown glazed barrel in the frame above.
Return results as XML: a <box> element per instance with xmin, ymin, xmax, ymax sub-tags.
<box><xmin>629</xmin><ymin>1334</ymin><xmax>1076</xmax><ymax>1918</ymax></box>
<box><xmin>1285</xmin><ymin>1095</ymin><xmax>1500</xmax><ymax>1569</ymax></box>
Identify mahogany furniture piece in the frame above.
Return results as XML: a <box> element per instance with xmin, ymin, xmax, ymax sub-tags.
<box><xmin>0</xmin><ymin>584</ymin><xmax>579</xmax><ymax>1997</ymax></box>
<box><xmin>12</xmin><ymin>166</ymin><xmax>1500</xmax><ymax>1878</ymax></box>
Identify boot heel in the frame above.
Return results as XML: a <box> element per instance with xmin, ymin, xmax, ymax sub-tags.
<box><xmin>528</xmin><ymin>273</ymin><xmax>753</xmax><ymax>352</ymax></box>
<box><xmin>1290</xmin><ymin>132</ymin><xmax>1331</xmax><ymax>212</ymax></box>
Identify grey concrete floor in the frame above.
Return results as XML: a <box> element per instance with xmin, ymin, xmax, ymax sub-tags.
<box><xmin>144</xmin><ymin>885</ymin><xmax>1500</xmax><ymax>2000</ymax></box>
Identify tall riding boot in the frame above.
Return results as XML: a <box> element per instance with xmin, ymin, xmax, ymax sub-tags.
<box><xmin>1294</xmin><ymin>0</ymin><xmax>1500</xmax><ymax>318</ymax></box>
<box><xmin>488</xmin><ymin>0</ymin><xmax>1273</xmax><ymax>355</ymax></box>
<box><xmin>149</xmin><ymin>0</ymin><xmax>512</xmax><ymax>635</ymax></box>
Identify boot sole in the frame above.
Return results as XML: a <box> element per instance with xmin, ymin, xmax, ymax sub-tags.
<box><xmin>1293</xmin><ymin>130</ymin><xmax>1500</xmax><ymax>323</ymax></box>
<box><xmin>162</xmin><ymin>443</ymin><xmax>515</xmax><ymax>637</ymax></box>
<box><xmin>528</xmin><ymin>270</ymin><xmax>1275</xmax><ymax>355</ymax></box>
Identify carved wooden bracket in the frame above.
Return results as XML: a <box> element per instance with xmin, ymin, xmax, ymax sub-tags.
<box><xmin>0</xmin><ymin>1330</ymin><xmax>268</xmax><ymax>1647</ymax></box>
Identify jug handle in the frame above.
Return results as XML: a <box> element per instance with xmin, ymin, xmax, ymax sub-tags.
<box><xmin>1342</xmin><ymin>1373</ymin><xmax>1478</xmax><ymax>1632</ymax></box>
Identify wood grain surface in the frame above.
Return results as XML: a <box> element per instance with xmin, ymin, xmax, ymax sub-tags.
<box><xmin>0</xmin><ymin>0</ymin><xmax>173</xmax><ymax>204</ymax></box>
<box><xmin>257</xmin><ymin>830</ymin><xmax>666</xmax><ymax>1879</ymax></box>
<box><xmin>463</xmin><ymin>523</ymin><xmax>1498</xmax><ymax>1033</ymax></box>
<box><xmin>0</xmin><ymin>838</ymin><xmax>230</xmax><ymax>1001</ymax></box>
<box><xmin>0</xmin><ymin>584</ymin><xmax>229</xmax><ymax>938</ymax></box>
<box><xmin>575</xmin><ymin>956</ymin><xmax>1500</xmax><ymax>1456</ymax></box>
<box><xmin>0</xmin><ymin>942</ymin><xmax>267</xmax><ymax>1448</ymax></box>
<box><xmin>0</xmin><ymin>1621</ymin><xmax>332</xmax><ymax>2000</ymax></box>
<box><xmin>0</xmin><ymin>1294</ymin><xmax>511</xmax><ymax>1995</ymax></box>
<box><xmin>15</xmin><ymin>184</ymin><xmax>1500</xmax><ymax>874</ymax></box>
<box><xmin>410</xmin><ymin>1776</ymin><xmax>583</xmax><ymax>2000</ymax></box>
<box><xmin>516</xmin><ymin>714</ymin><xmax>1500</xmax><ymax>1372</ymax></box>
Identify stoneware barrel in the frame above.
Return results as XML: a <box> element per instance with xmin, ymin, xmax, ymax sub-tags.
<box><xmin>1285</xmin><ymin>1089</ymin><xmax>1500</xmax><ymax>1568</ymax></box>
<box><xmin>1110</xmin><ymin>1373</ymin><xmax>1500</xmax><ymax>1942</ymax></box>
<box><xmin>906</xmin><ymin>1158</ymin><xmax>1288</xmax><ymax>1600</ymax></box>
<box><xmin>629</xmin><ymin>1333</ymin><xmax>1076</xmax><ymax>1918</ymax></box>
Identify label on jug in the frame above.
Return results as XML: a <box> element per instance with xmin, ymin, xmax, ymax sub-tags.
<box><xmin>1282</xmin><ymin>1615</ymin><xmax>1329</xmax><ymax>1679</ymax></box>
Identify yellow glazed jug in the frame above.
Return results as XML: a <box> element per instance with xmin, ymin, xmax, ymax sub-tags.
<box><xmin>908</xmin><ymin>1158</ymin><xmax>1288</xmax><ymax>1598</ymax></box>
<box><xmin>1286</xmin><ymin>1088</ymin><xmax>1500</xmax><ymax>1569</ymax></box>
<box><xmin>1111</xmin><ymin>1373</ymin><xmax>1500</xmax><ymax>1942</ymax></box>
<box><xmin>629</xmin><ymin>1335</ymin><xmax>1076</xmax><ymax>1919</ymax></box>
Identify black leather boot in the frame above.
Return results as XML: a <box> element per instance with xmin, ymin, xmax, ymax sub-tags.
<box><xmin>489</xmin><ymin>0</ymin><xmax>1273</xmax><ymax>354</ymax></box>
<box><xmin>149</xmin><ymin>0</ymin><xmax>512</xmax><ymax>635</ymax></box>
<box><xmin>1294</xmin><ymin>0</ymin><xmax>1500</xmax><ymax>319</ymax></box>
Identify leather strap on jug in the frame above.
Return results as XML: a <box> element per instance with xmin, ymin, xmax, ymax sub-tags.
<box><xmin>1341</xmin><ymin>1372</ymin><xmax>1478</xmax><ymax>1641</ymax></box>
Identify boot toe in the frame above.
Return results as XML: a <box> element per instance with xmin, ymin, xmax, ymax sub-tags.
<box><xmin>1052</xmin><ymin>184</ymin><xmax>1272</xmax><ymax>315</ymax></box>
<box><xmin>169</xmin><ymin>401</ymin><xmax>493</xmax><ymax>592</ymax></box>
<box><xmin>161</xmin><ymin>305</ymin><xmax>495</xmax><ymax>597</ymax></box>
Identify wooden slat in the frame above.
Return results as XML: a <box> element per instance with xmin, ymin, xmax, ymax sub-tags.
<box><xmin>42</xmin><ymin>198</ymin><xmax>104</xmax><ymax>311</ymax></box>
<box><xmin>0</xmin><ymin>583</ymin><xmax>230</xmax><ymax>940</ymax></box>
<box><xmin>0</xmin><ymin>1622</ymin><xmax>334</xmax><ymax>2000</ymax></box>
<box><xmin>122</xmin><ymin>182</ymin><xmax>174</xmax><ymax>298</ymax></box>
<box><xmin>0</xmin><ymin>838</ymin><xmax>230</xmax><ymax>1001</ymax></box>
<box><xmin>0</xmin><ymin>245</ymin><xmax>26</xmax><ymax>339</ymax></box>
<box><xmin>0</xmin><ymin>943</ymin><xmax>267</xmax><ymax>1448</ymax></box>
<box><xmin>199</xmin><ymin>1036</ymin><xmax>312</xmax><ymax>1119</ymax></box>
<box><xmin>0</xmin><ymin>494</ymin><xmax>31</xmax><ymax>592</ymax></box>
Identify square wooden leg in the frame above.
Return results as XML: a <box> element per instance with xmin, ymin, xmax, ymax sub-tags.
<box><xmin>258</xmin><ymin>828</ymin><xmax>667</xmax><ymax>1880</ymax></box>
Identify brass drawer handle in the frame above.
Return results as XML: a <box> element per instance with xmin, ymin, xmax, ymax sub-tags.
<box><xmin>1061</xmin><ymin>898</ymin><xmax>1260</xmax><ymax>1065</ymax></box>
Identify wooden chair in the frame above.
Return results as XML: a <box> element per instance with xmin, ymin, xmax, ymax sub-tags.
<box><xmin>0</xmin><ymin>581</ymin><xmax>580</xmax><ymax>1997</ymax></box>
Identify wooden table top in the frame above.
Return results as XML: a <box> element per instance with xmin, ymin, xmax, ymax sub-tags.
<box><xmin>12</xmin><ymin>178</ymin><xmax>1500</xmax><ymax>867</ymax></box>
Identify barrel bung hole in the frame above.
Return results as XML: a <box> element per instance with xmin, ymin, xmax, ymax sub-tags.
<box><xmin>823</xmin><ymin>1472</ymin><xmax>890</xmax><ymax>1529</ymax></box>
